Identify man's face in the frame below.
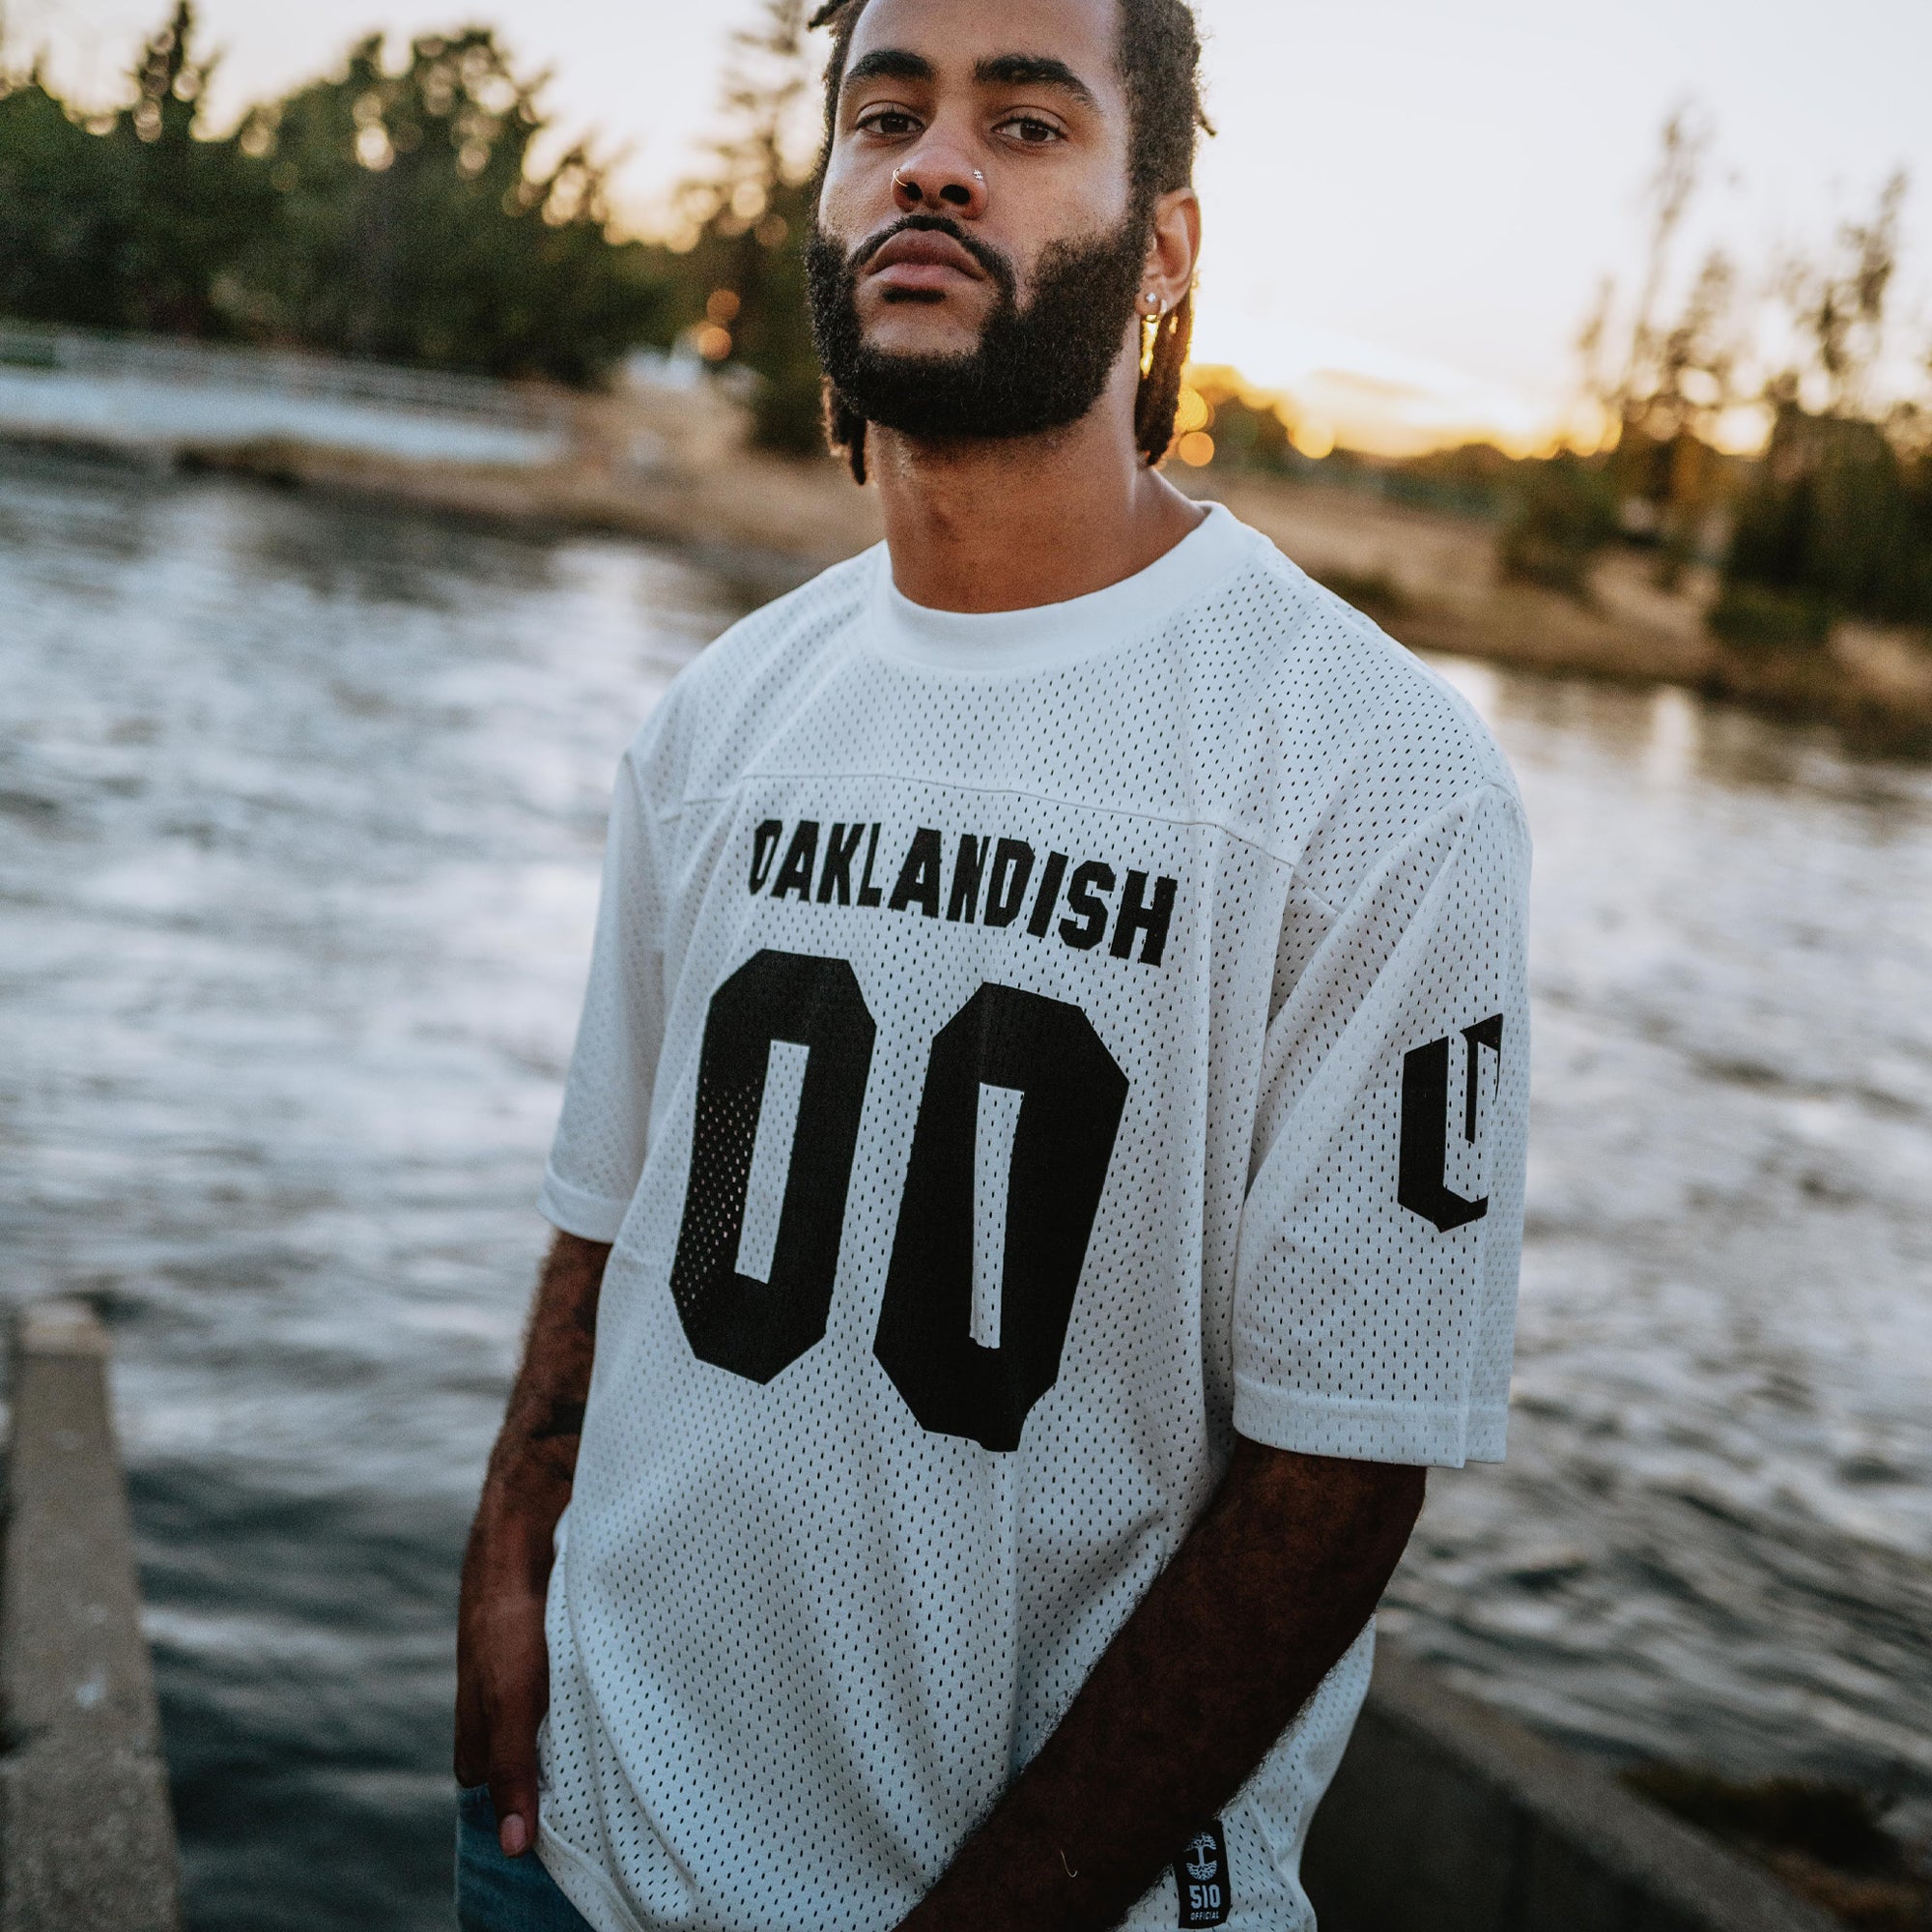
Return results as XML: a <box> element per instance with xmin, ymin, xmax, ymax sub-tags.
<box><xmin>810</xmin><ymin>0</ymin><xmax>1150</xmax><ymax>441</ymax></box>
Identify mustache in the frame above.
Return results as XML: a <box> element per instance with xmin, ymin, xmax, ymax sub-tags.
<box><xmin>844</xmin><ymin>213</ymin><xmax>1017</xmax><ymax>300</ymax></box>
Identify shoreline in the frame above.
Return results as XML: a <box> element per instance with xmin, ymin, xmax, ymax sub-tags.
<box><xmin>1191</xmin><ymin>469</ymin><xmax>1932</xmax><ymax>755</ymax></box>
<box><xmin>15</xmin><ymin>424</ymin><xmax>1932</xmax><ymax>753</ymax></box>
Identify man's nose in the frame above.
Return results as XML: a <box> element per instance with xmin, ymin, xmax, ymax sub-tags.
<box><xmin>891</xmin><ymin>141</ymin><xmax>988</xmax><ymax>218</ymax></box>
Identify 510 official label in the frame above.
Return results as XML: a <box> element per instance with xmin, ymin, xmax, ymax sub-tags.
<box><xmin>1173</xmin><ymin>1820</ymin><xmax>1231</xmax><ymax>1928</ymax></box>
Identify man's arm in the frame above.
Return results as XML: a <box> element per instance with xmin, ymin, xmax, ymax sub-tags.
<box><xmin>455</xmin><ymin>1229</ymin><xmax>611</xmax><ymax>1857</ymax></box>
<box><xmin>901</xmin><ymin>1439</ymin><xmax>1424</xmax><ymax>1932</ymax></box>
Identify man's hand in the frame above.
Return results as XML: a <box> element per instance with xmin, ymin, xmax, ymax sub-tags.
<box><xmin>897</xmin><ymin>1438</ymin><xmax>1426</xmax><ymax>1932</ymax></box>
<box><xmin>455</xmin><ymin>1231</ymin><xmax>610</xmax><ymax>1857</ymax></box>
<box><xmin>454</xmin><ymin>1563</ymin><xmax>551</xmax><ymax>1852</ymax></box>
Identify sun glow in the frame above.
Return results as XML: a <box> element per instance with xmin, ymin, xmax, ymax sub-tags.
<box><xmin>1187</xmin><ymin>296</ymin><xmax>1591</xmax><ymax>460</ymax></box>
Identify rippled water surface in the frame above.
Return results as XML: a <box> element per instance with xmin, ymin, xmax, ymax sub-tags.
<box><xmin>4</xmin><ymin>453</ymin><xmax>1930</xmax><ymax>1927</ymax></box>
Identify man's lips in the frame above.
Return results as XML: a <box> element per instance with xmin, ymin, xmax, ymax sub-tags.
<box><xmin>864</xmin><ymin>229</ymin><xmax>987</xmax><ymax>295</ymax></box>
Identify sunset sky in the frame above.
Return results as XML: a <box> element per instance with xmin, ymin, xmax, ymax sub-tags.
<box><xmin>14</xmin><ymin>0</ymin><xmax>1932</xmax><ymax>452</ymax></box>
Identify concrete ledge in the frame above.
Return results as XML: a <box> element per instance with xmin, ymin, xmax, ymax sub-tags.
<box><xmin>1</xmin><ymin>1300</ymin><xmax>181</xmax><ymax>1932</ymax></box>
<box><xmin>1304</xmin><ymin>1646</ymin><xmax>1840</xmax><ymax>1932</ymax></box>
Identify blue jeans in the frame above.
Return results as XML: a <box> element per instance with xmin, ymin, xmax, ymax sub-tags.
<box><xmin>456</xmin><ymin>1785</ymin><xmax>595</xmax><ymax>1932</ymax></box>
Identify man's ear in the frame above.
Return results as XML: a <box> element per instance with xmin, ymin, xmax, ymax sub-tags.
<box><xmin>1142</xmin><ymin>187</ymin><xmax>1201</xmax><ymax>314</ymax></box>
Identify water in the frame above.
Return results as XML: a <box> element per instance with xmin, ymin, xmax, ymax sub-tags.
<box><xmin>2</xmin><ymin>451</ymin><xmax>1928</xmax><ymax>1926</ymax></box>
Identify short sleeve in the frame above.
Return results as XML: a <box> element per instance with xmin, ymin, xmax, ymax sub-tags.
<box><xmin>1233</xmin><ymin>782</ymin><xmax>1530</xmax><ymax>1467</ymax></box>
<box><xmin>538</xmin><ymin>741</ymin><xmax>668</xmax><ymax>1243</ymax></box>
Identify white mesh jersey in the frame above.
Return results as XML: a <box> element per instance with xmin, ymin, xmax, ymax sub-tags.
<box><xmin>533</xmin><ymin>502</ymin><xmax>1530</xmax><ymax>1932</ymax></box>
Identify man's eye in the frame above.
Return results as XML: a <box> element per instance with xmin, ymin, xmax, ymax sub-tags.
<box><xmin>859</xmin><ymin>109</ymin><xmax>921</xmax><ymax>138</ymax></box>
<box><xmin>997</xmin><ymin>116</ymin><xmax>1063</xmax><ymax>145</ymax></box>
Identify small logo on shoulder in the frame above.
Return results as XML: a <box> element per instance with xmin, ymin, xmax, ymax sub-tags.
<box><xmin>1173</xmin><ymin>1820</ymin><xmax>1231</xmax><ymax>1928</ymax></box>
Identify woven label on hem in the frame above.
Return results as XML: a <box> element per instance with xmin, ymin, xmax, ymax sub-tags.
<box><xmin>1174</xmin><ymin>1821</ymin><xmax>1231</xmax><ymax>1928</ymax></box>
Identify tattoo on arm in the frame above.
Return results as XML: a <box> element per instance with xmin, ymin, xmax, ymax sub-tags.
<box><xmin>529</xmin><ymin>1399</ymin><xmax>588</xmax><ymax>1443</ymax></box>
<box><xmin>481</xmin><ymin>1231</ymin><xmax>611</xmax><ymax>1534</ymax></box>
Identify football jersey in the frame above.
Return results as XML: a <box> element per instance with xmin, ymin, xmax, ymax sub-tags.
<box><xmin>533</xmin><ymin>502</ymin><xmax>1530</xmax><ymax>1932</ymax></box>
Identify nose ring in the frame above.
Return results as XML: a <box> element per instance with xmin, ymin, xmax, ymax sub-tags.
<box><xmin>893</xmin><ymin>166</ymin><xmax>986</xmax><ymax>200</ymax></box>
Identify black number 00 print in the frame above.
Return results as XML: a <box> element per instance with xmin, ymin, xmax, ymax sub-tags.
<box><xmin>668</xmin><ymin>951</ymin><xmax>1129</xmax><ymax>1446</ymax></box>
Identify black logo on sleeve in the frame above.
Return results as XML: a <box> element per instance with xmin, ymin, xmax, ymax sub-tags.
<box><xmin>1173</xmin><ymin>1821</ymin><xmax>1231</xmax><ymax>1928</ymax></box>
<box><xmin>748</xmin><ymin>817</ymin><xmax>1179</xmax><ymax>967</ymax></box>
<box><xmin>1398</xmin><ymin>1014</ymin><xmax>1504</xmax><ymax>1233</ymax></box>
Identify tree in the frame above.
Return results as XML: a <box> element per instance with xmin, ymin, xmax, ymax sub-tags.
<box><xmin>1604</xmin><ymin>106</ymin><xmax>1712</xmax><ymax>422</ymax></box>
<box><xmin>1576</xmin><ymin>107</ymin><xmax>1743</xmax><ymax>581</ymax></box>
<box><xmin>0</xmin><ymin>6</ymin><xmax>672</xmax><ymax>384</ymax></box>
<box><xmin>1712</xmin><ymin>173</ymin><xmax>1932</xmax><ymax>646</ymax></box>
<box><xmin>1779</xmin><ymin>171</ymin><xmax>1907</xmax><ymax>419</ymax></box>
<box><xmin>667</xmin><ymin>0</ymin><xmax>828</xmax><ymax>453</ymax></box>
<box><xmin>1497</xmin><ymin>452</ymin><xmax>1621</xmax><ymax>600</ymax></box>
<box><xmin>0</xmin><ymin>64</ymin><xmax>129</xmax><ymax>328</ymax></box>
<box><xmin>230</xmin><ymin>28</ymin><xmax>669</xmax><ymax>382</ymax></box>
<box><xmin>0</xmin><ymin>4</ymin><xmax>268</xmax><ymax>335</ymax></box>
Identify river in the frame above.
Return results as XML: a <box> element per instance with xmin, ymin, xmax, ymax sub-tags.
<box><xmin>3</xmin><ymin>450</ymin><xmax>1929</xmax><ymax>1928</ymax></box>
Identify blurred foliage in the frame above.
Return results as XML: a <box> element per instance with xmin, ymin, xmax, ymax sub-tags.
<box><xmin>655</xmin><ymin>0</ymin><xmax>826</xmax><ymax>453</ymax></box>
<box><xmin>1177</xmin><ymin>373</ymin><xmax>1298</xmax><ymax>475</ymax></box>
<box><xmin>1717</xmin><ymin>400</ymin><xmax>1932</xmax><ymax>643</ymax></box>
<box><xmin>1574</xmin><ymin>110</ymin><xmax>1932</xmax><ymax>639</ymax></box>
<box><xmin>1203</xmin><ymin>391</ymin><xmax>1294</xmax><ymax>469</ymax></box>
<box><xmin>0</xmin><ymin>3</ymin><xmax>671</xmax><ymax>384</ymax></box>
<box><xmin>1496</xmin><ymin>451</ymin><xmax>1621</xmax><ymax>598</ymax></box>
<box><xmin>1705</xmin><ymin>581</ymin><xmax>1833</xmax><ymax>653</ymax></box>
<box><xmin>1309</xmin><ymin>566</ymin><xmax>1408</xmax><ymax>620</ymax></box>
<box><xmin>1577</xmin><ymin>108</ymin><xmax>1744</xmax><ymax>578</ymax></box>
<box><xmin>1711</xmin><ymin>172</ymin><xmax>1932</xmax><ymax>644</ymax></box>
<box><xmin>0</xmin><ymin>6</ymin><xmax>269</xmax><ymax>335</ymax></box>
<box><xmin>0</xmin><ymin>0</ymin><xmax>839</xmax><ymax>439</ymax></box>
<box><xmin>229</xmin><ymin>29</ymin><xmax>668</xmax><ymax>382</ymax></box>
<box><xmin>1378</xmin><ymin>442</ymin><xmax>1521</xmax><ymax>521</ymax></box>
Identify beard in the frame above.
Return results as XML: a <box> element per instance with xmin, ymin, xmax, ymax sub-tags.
<box><xmin>805</xmin><ymin>208</ymin><xmax>1148</xmax><ymax>442</ymax></box>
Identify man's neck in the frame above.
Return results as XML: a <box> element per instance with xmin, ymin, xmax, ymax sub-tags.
<box><xmin>868</xmin><ymin>378</ymin><xmax>1206</xmax><ymax>614</ymax></box>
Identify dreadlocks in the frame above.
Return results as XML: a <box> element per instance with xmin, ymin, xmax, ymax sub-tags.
<box><xmin>807</xmin><ymin>0</ymin><xmax>1208</xmax><ymax>482</ymax></box>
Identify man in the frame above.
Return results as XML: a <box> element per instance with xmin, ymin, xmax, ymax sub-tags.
<box><xmin>456</xmin><ymin>0</ymin><xmax>1529</xmax><ymax>1926</ymax></box>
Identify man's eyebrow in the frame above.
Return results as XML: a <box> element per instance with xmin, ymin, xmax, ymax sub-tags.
<box><xmin>841</xmin><ymin>48</ymin><xmax>934</xmax><ymax>90</ymax></box>
<box><xmin>973</xmin><ymin>53</ymin><xmax>1098</xmax><ymax>108</ymax></box>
